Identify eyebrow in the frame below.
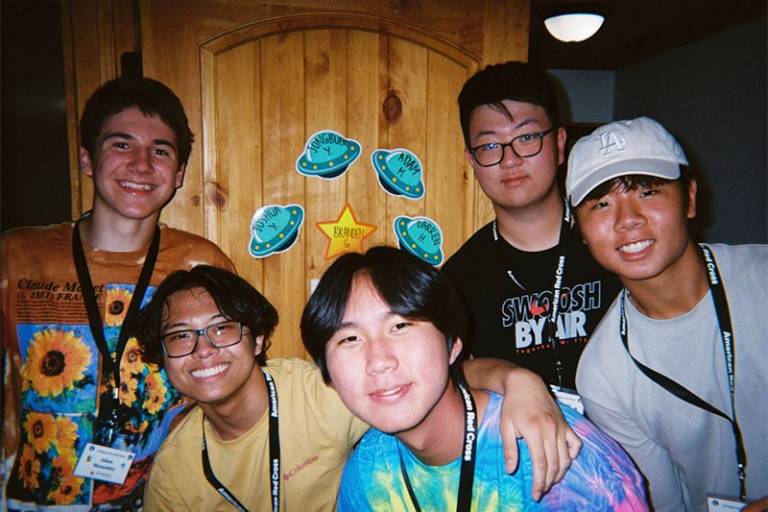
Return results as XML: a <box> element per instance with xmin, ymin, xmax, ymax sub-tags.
<box><xmin>161</xmin><ymin>313</ymin><xmax>227</xmax><ymax>332</ymax></box>
<box><xmin>473</xmin><ymin>118</ymin><xmax>542</xmax><ymax>140</ymax></box>
<box><xmin>102</xmin><ymin>131</ymin><xmax>177</xmax><ymax>151</ymax></box>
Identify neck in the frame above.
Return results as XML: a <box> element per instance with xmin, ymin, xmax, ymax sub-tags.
<box><xmin>625</xmin><ymin>241</ymin><xmax>709</xmax><ymax>319</ymax></box>
<box><xmin>201</xmin><ymin>366</ymin><xmax>269</xmax><ymax>441</ymax></box>
<box><xmin>398</xmin><ymin>383</ymin><xmax>487</xmax><ymax>466</ymax></box>
<box><xmin>80</xmin><ymin>206</ymin><xmax>159</xmax><ymax>252</ymax></box>
<box><xmin>494</xmin><ymin>190</ymin><xmax>564</xmax><ymax>251</ymax></box>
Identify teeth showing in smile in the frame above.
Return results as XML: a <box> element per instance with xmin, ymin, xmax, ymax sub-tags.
<box><xmin>619</xmin><ymin>240</ymin><xmax>653</xmax><ymax>254</ymax></box>
<box><xmin>119</xmin><ymin>180</ymin><xmax>153</xmax><ymax>191</ymax></box>
<box><xmin>191</xmin><ymin>364</ymin><xmax>227</xmax><ymax>379</ymax></box>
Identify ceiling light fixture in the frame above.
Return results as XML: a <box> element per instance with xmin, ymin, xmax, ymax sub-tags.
<box><xmin>544</xmin><ymin>12</ymin><xmax>605</xmax><ymax>43</ymax></box>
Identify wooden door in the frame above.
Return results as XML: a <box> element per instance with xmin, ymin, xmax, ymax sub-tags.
<box><xmin>62</xmin><ymin>0</ymin><xmax>530</xmax><ymax>359</ymax></box>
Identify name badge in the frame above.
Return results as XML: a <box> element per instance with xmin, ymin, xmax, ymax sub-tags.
<box><xmin>706</xmin><ymin>495</ymin><xmax>747</xmax><ymax>512</ymax></box>
<box><xmin>74</xmin><ymin>442</ymin><xmax>134</xmax><ymax>484</ymax></box>
<box><xmin>550</xmin><ymin>385</ymin><xmax>584</xmax><ymax>414</ymax></box>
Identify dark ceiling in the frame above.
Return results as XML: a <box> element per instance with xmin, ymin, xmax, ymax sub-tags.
<box><xmin>528</xmin><ymin>0</ymin><xmax>767</xmax><ymax>70</ymax></box>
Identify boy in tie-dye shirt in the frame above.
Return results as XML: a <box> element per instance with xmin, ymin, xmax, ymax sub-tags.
<box><xmin>302</xmin><ymin>246</ymin><xmax>647</xmax><ymax>511</ymax></box>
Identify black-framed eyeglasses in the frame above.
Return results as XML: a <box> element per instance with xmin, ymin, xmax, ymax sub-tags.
<box><xmin>161</xmin><ymin>320</ymin><xmax>245</xmax><ymax>358</ymax></box>
<box><xmin>469</xmin><ymin>128</ymin><xmax>554</xmax><ymax>167</ymax></box>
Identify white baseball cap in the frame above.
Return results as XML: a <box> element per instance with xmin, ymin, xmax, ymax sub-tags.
<box><xmin>566</xmin><ymin>116</ymin><xmax>688</xmax><ymax>207</ymax></box>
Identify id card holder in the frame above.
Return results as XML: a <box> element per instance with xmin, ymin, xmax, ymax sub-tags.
<box><xmin>706</xmin><ymin>495</ymin><xmax>746</xmax><ymax>511</ymax></box>
<box><xmin>74</xmin><ymin>442</ymin><xmax>134</xmax><ymax>484</ymax></box>
<box><xmin>550</xmin><ymin>385</ymin><xmax>584</xmax><ymax>414</ymax></box>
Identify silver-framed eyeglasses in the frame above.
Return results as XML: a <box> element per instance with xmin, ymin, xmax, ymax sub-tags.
<box><xmin>469</xmin><ymin>128</ymin><xmax>554</xmax><ymax>167</ymax></box>
<box><xmin>161</xmin><ymin>320</ymin><xmax>245</xmax><ymax>358</ymax></box>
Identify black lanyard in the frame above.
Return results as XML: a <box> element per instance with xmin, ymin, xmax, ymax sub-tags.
<box><xmin>493</xmin><ymin>198</ymin><xmax>571</xmax><ymax>387</ymax></box>
<box><xmin>72</xmin><ymin>218</ymin><xmax>160</xmax><ymax>445</ymax></box>
<box><xmin>202</xmin><ymin>368</ymin><xmax>281</xmax><ymax>512</ymax></box>
<box><xmin>618</xmin><ymin>244</ymin><xmax>746</xmax><ymax>500</ymax></box>
<box><xmin>399</xmin><ymin>382</ymin><xmax>478</xmax><ymax>512</ymax></box>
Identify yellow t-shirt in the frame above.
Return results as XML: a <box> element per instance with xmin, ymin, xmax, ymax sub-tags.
<box><xmin>144</xmin><ymin>358</ymin><xmax>369</xmax><ymax>511</ymax></box>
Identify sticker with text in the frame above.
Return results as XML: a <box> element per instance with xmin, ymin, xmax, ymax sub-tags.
<box><xmin>393</xmin><ymin>215</ymin><xmax>443</xmax><ymax>266</ymax></box>
<box><xmin>249</xmin><ymin>204</ymin><xmax>304</xmax><ymax>258</ymax></box>
<box><xmin>296</xmin><ymin>130</ymin><xmax>361</xmax><ymax>179</ymax></box>
<box><xmin>316</xmin><ymin>204</ymin><xmax>377</xmax><ymax>260</ymax></box>
<box><xmin>371</xmin><ymin>148</ymin><xmax>425</xmax><ymax>200</ymax></box>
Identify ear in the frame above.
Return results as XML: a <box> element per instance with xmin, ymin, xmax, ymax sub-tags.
<box><xmin>686</xmin><ymin>178</ymin><xmax>697</xmax><ymax>219</ymax></box>
<box><xmin>556</xmin><ymin>127</ymin><xmax>567</xmax><ymax>166</ymax></box>
<box><xmin>174</xmin><ymin>164</ymin><xmax>186</xmax><ymax>189</ymax></box>
<box><xmin>253</xmin><ymin>335</ymin><xmax>265</xmax><ymax>357</ymax></box>
<box><xmin>448</xmin><ymin>337</ymin><xmax>464</xmax><ymax>365</ymax></box>
<box><xmin>80</xmin><ymin>147</ymin><xmax>95</xmax><ymax>177</ymax></box>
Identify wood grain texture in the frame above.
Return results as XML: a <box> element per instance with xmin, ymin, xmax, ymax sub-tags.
<box><xmin>64</xmin><ymin>0</ymin><xmax>529</xmax><ymax>359</ymax></box>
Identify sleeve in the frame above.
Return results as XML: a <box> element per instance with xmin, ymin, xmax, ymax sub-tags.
<box><xmin>337</xmin><ymin>454</ymin><xmax>374</xmax><ymax>512</ymax></box>
<box><xmin>302</xmin><ymin>361</ymin><xmax>369</xmax><ymax>448</ymax></box>
<box><xmin>580</xmin><ymin>397</ymin><xmax>686</xmax><ymax>512</ymax></box>
<box><xmin>542</xmin><ymin>406</ymin><xmax>648</xmax><ymax>511</ymax></box>
<box><xmin>144</xmin><ymin>456</ymin><xmax>186</xmax><ymax>511</ymax></box>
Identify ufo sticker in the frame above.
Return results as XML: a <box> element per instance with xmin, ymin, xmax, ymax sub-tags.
<box><xmin>372</xmin><ymin>148</ymin><xmax>425</xmax><ymax>200</ymax></box>
<box><xmin>296</xmin><ymin>130</ymin><xmax>361</xmax><ymax>179</ymax></box>
<box><xmin>393</xmin><ymin>215</ymin><xmax>444</xmax><ymax>266</ymax></box>
<box><xmin>249</xmin><ymin>204</ymin><xmax>305</xmax><ymax>258</ymax></box>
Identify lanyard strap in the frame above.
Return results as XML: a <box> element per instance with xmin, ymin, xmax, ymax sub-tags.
<box><xmin>202</xmin><ymin>368</ymin><xmax>280</xmax><ymax>512</ymax></box>
<box><xmin>72</xmin><ymin>219</ymin><xmax>160</xmax><ymax>445</ymax></box>
<box><xmin>618</xmin><ymin>245</ymin><xmax>746</xmax><ymax>499</ymax></box>
<box><xmin>494</xmin><ymin>198</ymin><xmax>571</xmax><ymax>387</ymax></box>
<box><xmin>399</xmin><ymin>382</ymin><xmax>478</xmax><ymax>512</ymax></box>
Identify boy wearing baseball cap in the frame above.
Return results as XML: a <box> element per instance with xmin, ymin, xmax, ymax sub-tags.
<box><xmin>568</xmin><ymin>117</ymin><xmax>767</xmax><ymax>511</ymax></box>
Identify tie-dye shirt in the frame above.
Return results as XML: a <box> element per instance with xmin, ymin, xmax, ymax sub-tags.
<box><xmin>338</xmin><ymin>392</ymin><xmax>647</xmax><ymax>511</ymax></box>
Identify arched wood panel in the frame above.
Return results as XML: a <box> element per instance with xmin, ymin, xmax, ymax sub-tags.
<box><xmin>62</xmin><ymin>0</ymin><xmax>531</xmax><ymax>359</ymax></box>
<box><xmin>198</xmin><ymin>17</ymin><xmax>478</xmax><ymax>358</ymax></box>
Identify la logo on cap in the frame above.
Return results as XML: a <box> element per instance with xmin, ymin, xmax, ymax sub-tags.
<box><xmin>599</xmin><ymin>131</ymin><xmax>626</xmax><ymax>156</ymax></box>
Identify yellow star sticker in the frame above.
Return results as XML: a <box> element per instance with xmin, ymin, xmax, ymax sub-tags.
<box><xmin>316</xmin><ymin>204</ymin><xmax>377</xmax><ymax>259</ymax></box>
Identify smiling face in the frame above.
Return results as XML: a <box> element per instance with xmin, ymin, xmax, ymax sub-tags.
<box><xmin>575</xmin><ymin>177</ymin><xmax>697</xmax><ymax>286</ymax></box>
<box><xmin>325</xmin><ymin>274</ymin><xmax>462</xmax><ymax>435</ymax></box>
<box><xmin>160</xmin><ymin>287</ymin><xmax>263</xmax><ymax>407</ymax></box>
<box><xmin>80</xmin><ymin>106</ymin><xmax>185</xmax><ymax>224</ymax></box>
<box><xmin>466</xmin><ymin>99</ymin><xmax>566</xmax><ymax>213</ymax></box>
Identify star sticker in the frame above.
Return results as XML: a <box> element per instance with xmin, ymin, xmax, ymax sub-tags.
<box><xmin>316</xmin><ymin>204</ymin><xmax>377</xmax><ymax>259</ymax></box>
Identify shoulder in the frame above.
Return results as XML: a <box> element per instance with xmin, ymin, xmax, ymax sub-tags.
<box><xmin>443</xmin><ymin>222</ymin><xmax>495</xmax><ymax>272</ymax></box>
<box><xmin>158</xmin><ymin>226</ymin><xmax>235</xmax><ymax>271</ymax></box>
<box><xmin>549</xmin><ymin>406</ymin><xmax>647</xmax><ymax>508</ymax></box>
<box><xmin>2</xmin><ymin>222</ymin><xmax>71</xmax><ymax>250</ymax></box>
<box><xmin>705</xmin><ymin>243</ymin><xmax>767</xmax><ymax>282</ymax></box>
<box><xmin>348</xmin><ymin>428</ymin><xmax>395</xmax><ymax>464</ymax></box>
<box><xmin>154</xmin><ymin>405</ymin><xmax>203</xmax><ymax>462</ymax></box>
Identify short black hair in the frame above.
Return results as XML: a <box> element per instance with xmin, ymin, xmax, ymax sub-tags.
<box><xmin>300</xmin><ymin>246</ymin><xmax>468</xmax><ymax>385</ymax></box>
<box><xmin>80</xmin><ymin>77</ymin><xmax>194</xmax><ymax>166</ymax></box>
<box><xmin>580</xmin><ymin>166</ymin><xmax>694</xmax><ymax>208</ymax></box>
<box><xmin>458</xmin><ymin>61</ymin><xmax>560</xmax><ymax>148</ymax></box>
<box><xmin>134</xmin><ymin>265</ymin><xmax>278</xmax><ymax>367</ymax></box>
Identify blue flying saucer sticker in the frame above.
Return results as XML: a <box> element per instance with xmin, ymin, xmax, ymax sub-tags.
<box><xmin>372</xmin><ymin>148</ymin><xmax>425</xmax><ymax>200</ymax></box>
<box><xmin>393</xmin><ymin>215</ymin><xmax>444</xmax><ymax>266</ymax></box>
<box><xmin>249</xmin><ymin>204</ymin><xmax>305</xmax><ymax>258</ymax></box>
<box><xmin>296</xmin><ymin>130</ymin><xmax>361</xmax><ymax>179</ymax></box>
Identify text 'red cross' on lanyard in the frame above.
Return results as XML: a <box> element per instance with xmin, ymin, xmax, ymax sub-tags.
<box><xmin>619</xmin><ymin>244</ymin><xmax>747</xmax><ymax>500</ymax></box>
<box><xmin>72</xmin><ymin>218</ymin><xmax>160</xmax><ymax>446</ymax></box>
<box><xmin>494</xmin><ymin>198</ymin><xmax>571</xmax><ymax>388</ymax></box>
<box><xmin>202</xmin><ymin>368</ymin><xmax>281</xmax><ymax>512</ymax></box>
<box><xmin>399</xmin><ymin>382</ymin><xmax>478</xmax><ymax>512</ymax></box>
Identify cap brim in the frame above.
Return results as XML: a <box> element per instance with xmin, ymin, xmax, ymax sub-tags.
<box><xmin>569</xmin><ymin>158</ymin><xmax>682</xmax><ymax>207</ymax></box>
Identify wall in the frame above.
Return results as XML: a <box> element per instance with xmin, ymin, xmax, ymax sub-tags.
<box><xmin>549</xmin><ymin>69</ymin><xmax>616</xmax><ymax>124</ymax></box>
<box><xmin>614</xmin><ymin>18</ymin><xmax>767</xmax><ymax>244</ymax></box>
<box><xmin>1</xmin><ymin>0</ymin><xmax>71</xmax><ymax>231</ymax></box>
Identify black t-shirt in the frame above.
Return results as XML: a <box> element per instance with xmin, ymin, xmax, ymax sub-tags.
<box><xmin>443</xmin><ymin>219</ymin><xmax>621</xmax><ymax>389</ymax></box>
